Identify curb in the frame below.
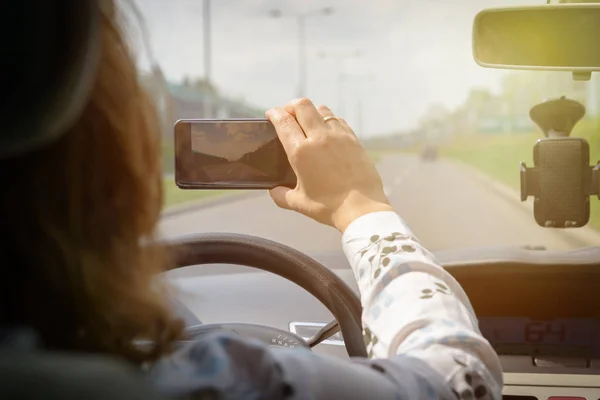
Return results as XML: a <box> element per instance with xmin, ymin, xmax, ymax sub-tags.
<box><xmin>161</xmin><ymin>190</ymin><xmax>265</xmax><ymax>218</ymax></box>
<box><xmin>447</xmin><ymin>158</ymin><xmax>600</xmax><ymax>248</ymax></box>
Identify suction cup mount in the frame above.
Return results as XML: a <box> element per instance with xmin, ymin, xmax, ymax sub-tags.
<box><xmin>529</xmin><ymin>96</ymin><xmax>586</xmax><ymax>138</ymax></box>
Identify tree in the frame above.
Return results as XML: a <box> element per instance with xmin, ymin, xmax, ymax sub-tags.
<box><xmin>463</xmin><ymin>88</ymin><xmax>493</xmax><ymax>113</ymax></box>
<box><xmin>192</xmin><ymin>78</ymin><xmax>219</xmax><ymax>95</ymax></box>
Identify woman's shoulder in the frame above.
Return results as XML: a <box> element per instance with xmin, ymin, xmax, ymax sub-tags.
<box><xmin>147</xmin><ymin>332</ymin><xmax>293</xmax><ymax>399</ymax></box>
<box><xmin>146</xmin><ymin>331</ymin><xmax>463</xmax><ymax>400</ymax></box>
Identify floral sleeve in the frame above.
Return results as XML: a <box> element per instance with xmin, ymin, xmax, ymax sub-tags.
<box><xmin>343</xmin><ymin>211</ymin><xmax>503</xmax><ymax>399</ymax></box>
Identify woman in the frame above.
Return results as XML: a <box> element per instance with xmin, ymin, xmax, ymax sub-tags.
<box><xmin>0</xmin><ymin>1</ymin><xmax>502</xmax><ymax>399</ymax></box>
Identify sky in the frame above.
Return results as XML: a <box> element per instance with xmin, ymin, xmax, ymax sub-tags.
<box><xmin>131</xmin><ymin>0</ymin><xmax>540</xmax><ymax>137</ymax></box>
<box><xmin>191</xmin><ymin>121</ymin><xmax>275</xmax><ymax>160</ymax></box>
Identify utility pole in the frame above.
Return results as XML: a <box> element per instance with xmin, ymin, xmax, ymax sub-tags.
<box><xmin>297</xmin><ymin>15</ymin><xmax>306</xmax><ymax>98</ymax></box>
<box><xmin>203</xmin><ymin>0</ymin><xmax>211</xmax><ymax>82</ymax></box>
<box><xmin>202</xmin><ymin>0</ymin><xmax>212</xmax><ymax>117</ymax></box>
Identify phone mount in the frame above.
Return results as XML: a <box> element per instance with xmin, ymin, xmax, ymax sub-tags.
<box><xmin>520</xmin><ymin>96</ymin><xmax>600</xmax><ymax>227</ymax></box>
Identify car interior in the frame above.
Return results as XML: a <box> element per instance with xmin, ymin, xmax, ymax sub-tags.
<box><xmin>3</xmin><ymin>1</ymin><xmax>600</xmax><ymax>399</ymax></box>
<box><xmin>165</xmin><ymin>237</ymin><xmax>600</xmax><ymax>399</ymax></box>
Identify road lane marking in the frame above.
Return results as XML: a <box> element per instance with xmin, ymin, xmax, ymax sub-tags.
<box><xmin>392</xmin><ymin>162</ymin><xmax>419</xmax><ymax>187</ymax></box>
<box><xmin>394</xmin><ymin>175</ymin><xmax>405</xmax><ymax>185</ymax></box>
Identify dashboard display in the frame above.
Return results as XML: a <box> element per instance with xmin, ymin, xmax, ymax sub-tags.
<box><xmin>479</xmin><ymin>317</ymin><xmax>600</xmax><ymax>357</ymax></box>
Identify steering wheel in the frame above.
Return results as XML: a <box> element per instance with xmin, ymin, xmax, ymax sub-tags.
<box><xmin>165</xmin><ymin>233</ymin><xmax>367</xmax><ymax>358</ymax></box>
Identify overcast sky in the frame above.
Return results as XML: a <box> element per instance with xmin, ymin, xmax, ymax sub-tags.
<box><xmin>132</xmin><ymin>0</ymin><xmax>538</xmax><ymax>137</ymax></box>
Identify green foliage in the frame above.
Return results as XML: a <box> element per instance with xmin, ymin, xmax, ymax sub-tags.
<box><xmin>163</xmin><ymin>178</ymin><xmax>230</xmax><ymax>208</ymax></box>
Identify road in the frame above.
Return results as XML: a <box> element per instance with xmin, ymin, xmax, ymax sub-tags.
<box><xmin>159</xmin><ymin>154</ymin><xmax>585</xmax><ymax>254</ymax></box>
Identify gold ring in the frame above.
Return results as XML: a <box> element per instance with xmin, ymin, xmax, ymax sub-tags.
<box><xmin>323</xmin><ymin>115</ymin><xmax>338</xmax><ymax>123</ymax></box>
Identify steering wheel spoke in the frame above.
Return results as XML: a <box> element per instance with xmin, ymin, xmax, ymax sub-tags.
<box><xmin>306</xmin><ymin>319</ymin><xmax>340</xmax><ymax>347</ymax></box>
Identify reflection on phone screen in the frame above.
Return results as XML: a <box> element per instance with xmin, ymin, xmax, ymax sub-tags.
<box><xmin>188</xmin><ymin>121</ymin><xmax>291</xmax><ymax>184</ymax></box>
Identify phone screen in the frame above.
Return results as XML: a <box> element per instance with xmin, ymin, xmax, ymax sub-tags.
<box><xmin>175</xmin><ymin>119</ymin><xmax>296</xmax><ymax>189</ymax></box>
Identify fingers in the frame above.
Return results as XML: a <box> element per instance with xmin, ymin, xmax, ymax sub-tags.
<box><xmin>269</xmin><ymin>186</ymin><xmax>296</xmax><ymax>210</ymax></box>
<box><xmin>315</xmin><ymin>104</ymin><xmax>335</xmax><ymax>118</ymax></box>
<box><xmin>284</xmin><ymin>98</ymin><xmax>325</xmax><ymax>136</ymax></box>
<box><xmin>315</xmin><ymin>105</ymin><xmax>341</xmax><ymax>128</ymax></box>
<box><xmin>337</xmin><ymin>117</ymin><xmax>352</xmax><ymax>131</ymax></box>
<box><xmin>316</xmin><ymin>105</ymin><xmax>356</xmax><ymax>136</ymax></box>
<box><xmin>266</xmin><ymin>107</ymin><xmax>305</xmax><ymax>155</ymax></box>
<box><xmin>337</xmin><ymin>117</ymin><xmax>358</xmax><ymax>137</ymax></box>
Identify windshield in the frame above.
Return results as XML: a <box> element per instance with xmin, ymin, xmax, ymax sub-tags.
<box><xmin>132</xmin><ymin>0</ymin><xmax>600</xmax><ymax>254</ymax></box>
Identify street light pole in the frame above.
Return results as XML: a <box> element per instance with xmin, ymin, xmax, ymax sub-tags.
<box><xmin>269</xmin><ymin>7</ymin><xmax>333</xmax><ymax>99</ymax></box>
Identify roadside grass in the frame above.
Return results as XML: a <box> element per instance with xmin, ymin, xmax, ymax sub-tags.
<box><xmin>163</xmin><ymin>141</ymin><xmax>175</xmax><ymax>174</ymax></box>
<box><xmin>163</xmin><ymin>178</ymin><xmax>232</xmax><ymax>209</ymax></box>
<box><xmin>440</xmin><ymin>132</ymin><xmax>537</xmax><ymax>189</ymax></box>
<box><xmin>367</xmin><ymin>150</ymin><xmax>384</xmax><ymax>164</ymax></box>
<box><xmin>441</xmin><ymin>118</ymin><xmax>600</xmax><ymax>230</ymax></box>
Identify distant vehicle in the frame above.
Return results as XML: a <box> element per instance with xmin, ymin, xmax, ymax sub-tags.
<box><xmin>421</xmin><ymin>144</ymin><xmax>438</xmax><ymax>161</ymax></box>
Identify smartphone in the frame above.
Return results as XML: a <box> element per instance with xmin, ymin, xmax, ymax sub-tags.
<box><xmin>533</xmin><ymin>137</ymin><xmax>590</xmax><ymax>227</ymax></box>
<box><xmin>174</xmin><ymin>119</ymin><xmax>297</xmax><ymax>189</ymax></box>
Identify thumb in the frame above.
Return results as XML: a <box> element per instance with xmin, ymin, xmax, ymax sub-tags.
<box><xmin>269</xmin><ymin>186</ymin><xmax>297</xmax><ymax>210</ymax></box>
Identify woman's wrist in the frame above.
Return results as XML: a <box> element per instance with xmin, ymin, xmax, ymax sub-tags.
<box><xmin>332</xmin><ymin>197</ymin><xmax>393</xmax><ymax>233</ymax></box>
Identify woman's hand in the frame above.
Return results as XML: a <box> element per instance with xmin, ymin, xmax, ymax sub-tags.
<box><xmin>266</xmin><ymin>98</ymin><xmax>392</xmax><ymax>233</ymax></box>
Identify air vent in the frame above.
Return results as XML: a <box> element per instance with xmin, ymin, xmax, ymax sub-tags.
<box><xmin>534</xmin><ymin>355</ymin><xmax>588</xmax><ymax>368</ymax></box>
<box><xmin>502</xmin><ymin>396</ymin><xmax>537</xmax><ymax>400</ymax></box>
<box><xmin>548</xmin><ymin>397</ymin><xmax>585</xmax><ymax>400</ymax></box>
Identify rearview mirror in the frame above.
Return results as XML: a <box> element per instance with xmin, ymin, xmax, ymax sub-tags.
<box><xmin>473</xmin><ymin>4</ymin><xmax>600</xmax><ymax>73</ymax></box>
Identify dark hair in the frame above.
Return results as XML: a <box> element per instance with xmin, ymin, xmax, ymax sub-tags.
<box><xmin>0</xmin><ymin>1</ymin><xmax>183</xmax><ymax>362</ymax></box>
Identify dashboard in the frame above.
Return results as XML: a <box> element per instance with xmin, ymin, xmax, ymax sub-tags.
<box><xmin>445</xmin><ymin>262</ymin><xmax>600</xmax><ymax>398</ymax></box>
<box><xmin>166</xmin><ymin>254</ymin><xmax>600</xmax><ymax>399</ymax></box>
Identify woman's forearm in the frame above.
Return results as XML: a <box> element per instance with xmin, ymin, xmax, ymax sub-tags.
<box><xmin>342</xmin><ymin>211</ymin><xmax>504</xmax><ymax>398</ymax></box>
